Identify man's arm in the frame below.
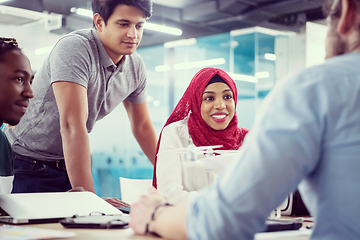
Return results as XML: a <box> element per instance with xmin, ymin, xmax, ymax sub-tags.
<box><xmin>52</xmin><ymin>81</ymin><xmax>95</xmax><ymax>192</ymax></box>
<box><xmin>123</xmin><ymin>100</ymin><xmax>157</xmax><ymax>165</ymax></box>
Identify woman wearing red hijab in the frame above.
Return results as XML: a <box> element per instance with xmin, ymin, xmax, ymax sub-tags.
<box><xmin>153</xmin><ymin>67</ymin><xmax>249</xmax><ymax>204</ymax></box>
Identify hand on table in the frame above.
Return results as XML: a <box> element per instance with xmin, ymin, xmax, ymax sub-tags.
<box><xmin>66</xmin><ymin>187</ymin><xmax>130</xmax><ymax>208</ymax></box>
<box><xmin>67</xmin><ymin>187</ymin><xmax>86</xmax><ymax>192</ymax></box>
<box><xmin>102</xmin><ymin>197</ymin><xmax>130</xmax><ymax>208</ymax></box>
<box><xmin>129</xmin><ymin>187</ymin><xmax>167</xmax><ymax>235</ymax></box>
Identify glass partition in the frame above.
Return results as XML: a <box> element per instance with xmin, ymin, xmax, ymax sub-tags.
<box><xmin>89</xmin><ymin>27</ymin><xmax>290</xmax><ymax>198</ymax></box>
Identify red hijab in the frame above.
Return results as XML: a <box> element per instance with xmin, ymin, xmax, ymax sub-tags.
<box><xmin>152</xmin><ymin>67</ymin><xmax>248</xmax><ymax>188</ymax></box>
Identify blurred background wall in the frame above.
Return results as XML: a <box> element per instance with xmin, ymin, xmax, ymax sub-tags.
<box><xmin>0</xmin><ymin>1</ymin><xmax>328</xmax><ymax>199</ymax></box>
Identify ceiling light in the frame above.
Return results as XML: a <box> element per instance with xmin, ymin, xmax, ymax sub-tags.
<box><xmin>154</xmin><ymin>63</ymin><xmax>257</xmax><ymax>83</ymax></box>
<box><xmin>70</xmin><ymin>8</ymin><xmax>182</xmax><ymax>36</ymax></box>
<box><xmin>264</xmin><ymin>53</ymin><xmax>276</xmax><ymax>61</ymax></box>
<box><xmin>164</xmin><ymin>38</ymin><xmax>196</xmax><ymax>48</ymax></box>
<box><xmin>153</xmin><ymin>100</ymin><xmax>161</xmax><ymax>107</ymax></box>
<box><xmin>227</xmin><ymin>73</ymin><xmax>258</xmax><ymax>83</ymax></box>
<box><xmin>230</xmin><ymin>40</ymin><xmax>239</xmax><ymax>48</ymax></box>
<box><xmin>144</xmin><ymin>22</ymin><xmax>182</xmax><ymax>36</ymax></box>
<box><xmin>155</xmin><ymin>65</ymin><xmax>170</xmax><ymax>72</ymax></box>
<box><xmin>146</xmin><ymin>95</ymin><xmax>154</xmax><ymax>102</ymax></box>
<box><xmin>231</xmin><ymin>26</ymin><xmax>296</xmax><ymax>37</ymax></box>
<box><xmin>174</xmin><ymin>58</ymin><xmax>225</xmax><ymax>70</ymax></box>
<box><xmin>0</xmin><ymin>5</ymin><xmax>59</xmax><ymax>21</ymax></box>
<box><xmin>70</xmin><ymin>7</ymin><xmax>93</xmax><ymax>18</ymax></box>
<box><xmin>34</xmin><ymin>46</ymin><xmax>53</xmax><ymax>55</ymax></box>
<box><xmin>255</xmin><ymin>71</ymin><xmax>270</xmax><ymax>78</ymax></box>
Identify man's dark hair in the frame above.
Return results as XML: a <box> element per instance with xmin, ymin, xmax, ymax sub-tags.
<box><xmin>0</xmin><ymin>37</ymin><xmax>20</xmax><ymax>62</ymax></box>
<box><xmin>92</xmin><ymin>0</ymin><xmax>152</xmax><ymax>26</ymax></box>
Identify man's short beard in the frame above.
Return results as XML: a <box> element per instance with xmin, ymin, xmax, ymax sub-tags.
<box><xmin>332</xmin><ymin>31</ymin><xmax>346</xmax><ymax>57</ymax></box>
<box><xmin>326</xmin><ymin>25</ymin><xmax>347</xmax><ymax>58</ymax></box>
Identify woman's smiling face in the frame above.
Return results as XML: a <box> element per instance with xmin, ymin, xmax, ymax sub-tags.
<box><xmin>200</xmin><ymin>82</ymin><xmax>235</xmax><ymax>130</ymax></box>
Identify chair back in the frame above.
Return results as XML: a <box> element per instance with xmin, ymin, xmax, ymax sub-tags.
<box><xmin>119</xmin><ymin>177</ymin><xmax>152</xmax><ymax>204</ymax></box>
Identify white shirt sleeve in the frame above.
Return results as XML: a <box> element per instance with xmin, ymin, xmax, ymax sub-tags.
<box><xmin>156</xmin><ymin>121</ymin><xmax>197</xmax><ymax>204</ymax></box>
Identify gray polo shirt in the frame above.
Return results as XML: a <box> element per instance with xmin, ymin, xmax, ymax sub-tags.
<box><xmin>4</xmin><ymin>28</ymin><xmax>147</xmax><ymax>160</ymax></box>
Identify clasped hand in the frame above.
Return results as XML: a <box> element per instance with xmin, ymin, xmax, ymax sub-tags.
<box><xmin>129</xmin><ymin>187</ymin><xmax>167</xmax><ymax>235</ymax></box>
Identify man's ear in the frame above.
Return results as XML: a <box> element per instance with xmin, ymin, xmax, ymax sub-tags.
<box><xmin>337</xmin><ymin>0</ymin><xmax>357</xmax><ymax>34</ymax></box>
<box><xmin>93</xmin><ymin>13</ymin><xmax>104</xmax><ymax>31</ymax></box>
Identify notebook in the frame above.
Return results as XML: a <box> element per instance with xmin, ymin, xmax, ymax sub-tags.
<box><xmin>0</xmin><ymin>192</ymin><xmax>122</xmax><ymax>224</ymax></box>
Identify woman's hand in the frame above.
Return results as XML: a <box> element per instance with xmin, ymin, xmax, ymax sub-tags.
<box><xmin>66</xmin><ymin>187</ymin><xmax>129</xmax><ymax>208</ymax></box>
<box><xmin>129</xmin><ymin>187</ymin><xmax>167</xmax><ymax>235</ymax></box>
<box><xmin>102</xmin><ymin>197</ymin><xmax>130</xmax><ymax>208</ymax></box>
<box><xmin>67</xmin><ymin>186</ymin><xmax>86</xmax><ymax>192</ymax></box>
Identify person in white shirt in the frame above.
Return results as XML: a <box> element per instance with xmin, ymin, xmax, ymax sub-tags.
<box><xmin>152</xmin><ymin>67</ymin><xmax>248</xmax><ymax>204</ymax></box>
<box><xmin>0</xmin><ymin>37</ymin><xmax>34</xmax><ymax>194</ymax></box>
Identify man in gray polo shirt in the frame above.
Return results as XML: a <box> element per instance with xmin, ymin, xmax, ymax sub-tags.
<box><xmin>4</xmin><ymin>0</ymin><xmax>157</xmax><ymax>197</ymax></box>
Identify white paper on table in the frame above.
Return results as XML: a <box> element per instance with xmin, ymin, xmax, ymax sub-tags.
<box><xmin>255</xmin><ymin>228</ymin><xmax>312</xmax><ymax>239</ymax></box>
<box><xmin>0</xmin><ymin>225</ymin><xmax>76</xmax><ymax>240</ymax></box>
